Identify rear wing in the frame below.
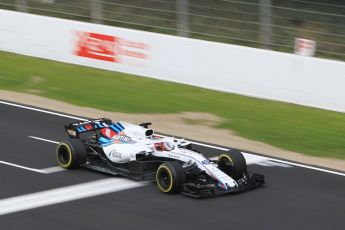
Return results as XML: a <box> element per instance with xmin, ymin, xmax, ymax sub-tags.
<box><xmin>65</xmin><ymin>118</ymin><xmax>113</xmax><ymax>138</ymax></box>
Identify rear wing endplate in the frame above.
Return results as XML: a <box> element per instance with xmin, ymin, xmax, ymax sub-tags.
<box><xmin>64</xmin><ymin>118</ymin><xmax>113</xmax><ymax>138</ymax></box>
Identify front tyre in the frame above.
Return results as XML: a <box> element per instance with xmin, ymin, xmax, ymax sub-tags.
<box><xmin>156</xmin><ymin>162</ymin><xmax>185</xmax><ymax>194</ymax></box>
<box><xmin>56</xmin><ymin>139</ymin><xmax>87</xmax><ymax>169</ymax></box>
<box><xmin>218</xmin><ymin>149</ymin><xmax>247</xmax><ymax>180</ymax></box>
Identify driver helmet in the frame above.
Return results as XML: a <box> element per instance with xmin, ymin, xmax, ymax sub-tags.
<box><xmin>155</xmin><ymin>142</ymin><xmax>175</xmax><ymax>151</ymax></box>
<box><xmin>164</xmin><ymin>142</ymin><xmax>175</xmax><ymax>151</ymax></box>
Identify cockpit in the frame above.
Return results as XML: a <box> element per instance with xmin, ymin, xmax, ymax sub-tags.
<box><xmin>154</xmin><ymin>142</ymin><xmax>175</xmax><ymax>151</ymax></box>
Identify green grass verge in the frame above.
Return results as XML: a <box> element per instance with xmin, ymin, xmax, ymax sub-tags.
<box><xmin>1</xmin><ymin>51</ymin><xmax>345</xmax><ymax>159</ymax></box>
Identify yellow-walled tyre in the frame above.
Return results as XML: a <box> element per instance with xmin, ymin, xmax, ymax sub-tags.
<box><xmin>218</xmin><ymin>149</ymin><xmax>247</xmax><ymax>180</ymax></box>
<box><xmin>156</xmin><ymin>162</ymin><xmax>185</xmax><ymax>194</ymax></box>
<box><xmin>56</xmin><ymin>139</ymin><xmax>87</xmax><ymax>169</ymax></box>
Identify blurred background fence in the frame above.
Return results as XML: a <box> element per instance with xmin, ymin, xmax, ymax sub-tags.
<box><xmin>1</xmin><ymin>0</ymin><xmax>345</xmax><ymax>61</ymax></box>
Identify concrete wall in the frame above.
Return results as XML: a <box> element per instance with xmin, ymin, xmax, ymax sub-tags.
<box><xmin>1</xmin><ymin>9</ymin><xmax>345</xmax><ymax>112</ymax></box>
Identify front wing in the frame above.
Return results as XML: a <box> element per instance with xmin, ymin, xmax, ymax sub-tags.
<box><xmin>182</xmin><ymin>172</ymin><xmax>265</xmax><ymax>198</ymax></box>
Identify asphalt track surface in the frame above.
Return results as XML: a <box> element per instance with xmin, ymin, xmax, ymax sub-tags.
<box><xmin>0</xmin><ymin>101</ymin><xmax>344</xmax><ymax>230</ymax></box>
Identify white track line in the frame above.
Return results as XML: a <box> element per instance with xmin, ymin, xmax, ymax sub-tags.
<box><xmin>1</xmin><ymin>100</ymin><xmax>344</xmax><ymax>177</ymax></box>
<box><xmin>0</xmin><ymin>160</ymin><xmax>46</xmax><ymax>174</ymax></box>
<box><xmin>0</xmin><ymin>137</ymin><xmax>64</xmax><ymax>174</ymax></box>
<box><xmin>28</xmin><ymin>136</ymin><xmax>65</xmax><ymax>173</ymax></box>
<box><xmin>41</xmin><ymin>166</ymin><xmax>66</xmax><ymax>173</ymax></box>
<box><xmin>0</xmin><ymin>137</ymin><xmax>62</xmax><ymax>174</ymax></box>
<box><xmin>28</xmin><ymin>136</ymin><xmax>59</xmax><ymax>144</ymax></box>
<box><xmin>0</xmin><ymin>178</ymin><xmax>144</xmax><ymax>216</ymax></box>
<box><xmin>0</xmin><ymin>100</ymin><xmax>88</xmax><ymax>121</ymax></box>
<box><xmin>264</xmin><ymin>158</ymin><xmax>345</xmax><ymax>176</ymax></box>
<box><xmin>0</xmin><ymin>160</ymin><xmax>65</xmax><ymax>174</ymax></box>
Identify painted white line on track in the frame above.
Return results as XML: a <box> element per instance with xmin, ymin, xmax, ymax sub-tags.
<box><xmin>0</xmin><ymin>137</ymin><xmax>62</xmax><ymax>174</ymax></box>
<box><xmin>0</xmin><ymin>160</ymin><xmax>46</xmax><ymax>174</ymax></box>
<box><xmin>268</xmin><ymin>158</ymin><xmax>345</xmax><ymax>177</ymax></box>
<box><xmin>28</xmin><ymin>136</ymin><xmax>65</xmax><ymax>173</ymax></box>
<box><xmin>0</xmin><ymin>100</ymin><xmax>88</xmax><ymax>121</ymax></box>
<box><xmin>241</xmin><ymin>152</ymin><xmax>345</xmax><ymax>176</ymax></box>
<box><xmin>0</xmin><ymin>178</ymin><xmax>144</xmax><ymax>216</ymax></box>
<box><xmin>255</xmin><ymin>161</ymin><xmax>292</xmax><ymax>168</ymax></box>
<box><xmin>41</xmin><ymin>166</ymin><xmax>66</xmax><ymax>173</ymax></box>
<box><xmin>2</xmin><ymin>100</ymin><xmax>345</xmax><ymax>177</ymax></box>
<box><xmin>28</xmin><ymin>136</ymin><xmax>59</xmax><ymax>144</ymax></box>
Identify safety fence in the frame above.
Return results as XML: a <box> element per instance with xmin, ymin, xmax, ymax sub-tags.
<box><xmin>1</xmin><ymin>0</ymin><xmax>345</xmax><ymax>61</ymax></box>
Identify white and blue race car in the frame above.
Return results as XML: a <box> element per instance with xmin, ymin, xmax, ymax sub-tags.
<box><xmin>56</xmin><ymin>118</ymin><xmax>264</xmax><ymax>197</ymax></box>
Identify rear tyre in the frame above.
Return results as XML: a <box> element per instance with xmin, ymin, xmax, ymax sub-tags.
<box><xmin>156</xmin><ymin>162</ymin><xmax>186</xmax><ymax>194</ymax></box>
<box><xmin>218</xmin><ymin>149</ymin><xmax>247</xmax><ymax>180</ymax></box>
<box><xmin>56</xmin><ymin>138</ymin><xmax>87</xmax><ymax>169</ymax></box>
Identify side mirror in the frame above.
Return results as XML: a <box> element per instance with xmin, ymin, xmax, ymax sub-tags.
<box><xmin>139</xmin><ymin>122</ymin><xmax>152</xmax><ymax>129</ymax></box>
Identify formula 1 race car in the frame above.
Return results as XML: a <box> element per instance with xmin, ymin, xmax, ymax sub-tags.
<box><xmin>56</xmin><ymin>118</ymin><xmax>264</xmax><ymax>197</ymax></box>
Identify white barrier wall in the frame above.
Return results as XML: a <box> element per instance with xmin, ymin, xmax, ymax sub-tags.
<box><xmin>1</xmin><ymin>9</ymin><xmax>345</xmax><ymax>112</ymax></box>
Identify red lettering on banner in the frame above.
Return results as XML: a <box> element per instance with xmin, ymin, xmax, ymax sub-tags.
<box><xmin>75</xmin><ymin>32</ymin><xmax>118</xmax><ymax>62</ymax></box>
<box><xmin>123</xmin><ymin>50</ymin><xmax>148</xmax><ymax>59</ymax></box>
<box><xmin>74</xmin><ymin>31</ymin><xmax>150</xmax><ymax>63</ymax></box>
<box><xmin>120</xmin><ymin>40</ymin><xmax>149</xmax><ymax>50</ymax></box>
